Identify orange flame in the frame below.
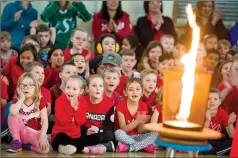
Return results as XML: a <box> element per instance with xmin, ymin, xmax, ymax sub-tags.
<box><xmin>176</xmin><ymin>4</ymin><xmax>200</xmax><ymax>122</ymax></box>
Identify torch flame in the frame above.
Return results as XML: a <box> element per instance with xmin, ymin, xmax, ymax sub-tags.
<box><xmin>176</xmin><ymin>4</ymin><xmax>200</xmax><ymax>122</ymax></box>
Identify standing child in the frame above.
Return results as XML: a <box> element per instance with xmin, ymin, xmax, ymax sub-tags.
<box><xmin>137</xmin><ymin>41</ymin><xmax>163</xmax><ymax>71</ymax></box>
<box><xmin>40</xmin><ymin>1</ymin><xmax>91</xmax><ymax>49</ymax></box>
<box><xmin>218</xmin><ymin>39</ymin><xmax>231</xmax><ymax>63</ymax></box>
<box><xmin>120</xmin><ymin>49</ymin><xmax>140</xmax><ymax>78</ymax></box>
<box><xmin>115</xmin><ymin>78</ymin><xmax>157</xmax><ymax>153</ymax></box>
<box><xmin>160</xmin><ymin>34</ymin><xmax>175</xmax><ymax>54</ymax></box>
<box><xmin>24</xmin><ymin>62</ymin><xmax>52</xmax><ymax>116</ymax></box>
<box><xmin>203</xmin><ymin>88</ymin><xmax>236</xmax><ymax>155</ymax></box>
<box><xmin>96</xmin><ymin>34</ymin><xmax>119</xmax><ymax>55</ymax></box>
<box><xmin>204</xmin><ymin>34</ymin><xmax>218</xmax><ymax>50</ymax></box>
<box><xmin>103</xmin><ymin>68</ymin><xmax>121</xmax><ymax>105</ymax></box>
<box><xmin>157</xmin><ymin>54</ymin><xmax>175</xmax><ymax>89</ymax></box>
<box><xmin>0</xmin><ymin>31</ymin><xmax>18</xmax><ymax>73</ymax></box>
<box><xmin>7</xmin><ymin>72</ymin><xmax>49</xmax><ymax>154</ymax></box>
<box><xmin>140</xmin><ymin>69</ymin><xmax>158</xmax><ymax>113</ymax></box>
<box><xmin>70</xmin><ymin>53</ymin><xmax>89</xmax><ymax>80</ymax></box>
<box><xmin>64</xmin><ymin>29</ymin><xmax>94</xmax><ymax>62</ymax></box>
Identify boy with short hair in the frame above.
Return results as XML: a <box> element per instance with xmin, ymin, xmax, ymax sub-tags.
<box><xmin>157</xmin><ymin>54</ymin><xmax>175</xmax><ymax>89</ymax></box>
<box><xmin>120</xmin><ymin>49</ymin><xmax>140</xmax><ymax>78</ymax></box>
<box><xmin>0</xmin><ymin>31</ymin><xmax>18</xmax><ymax>73</ymax></box>
<box><xmin>160</xmin><ymin>34</ymin><xmax>175</xmax><ymax>54</ymax></box>
<box><xmin>103</xmin><ymin>68</ymin><xmax>121</xmax><ymax>105</ymax></box>
<box><xmin>24</xmin><ymin>61</ymin><xmax>52</xmax><ymax>116</ymax></box>
<box><xmin>203</xmin><ymin>88</ymin><xmax>236</xmax><ymax>155</ymax></box>
<box><xmin>204</xmin><ymin>34</ymin><xmax>218</xmax><ymax>50</ymax></box>
<box><xmin>218</xmin><ymin>39</ymin><xmax>231</xmax><ymax>63</ymax></box>
<box><xmin>140</xmin><ymin>69</ymin><xmax>158</xmax><ymax>113</ymax></box>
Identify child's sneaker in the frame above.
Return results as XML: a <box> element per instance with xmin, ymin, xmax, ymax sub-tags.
<box><xmin>58</xmin><ymin>144</ymin><xmax>77</xmax><ymax>155</ymax></box>
<box><xmin>87</xmin><ymin>145</ymin><xmax>106</xmax><ymax>154</ymax></box>
<box><xmin>7</xmin><ymin>140</ymin><xmax>22</xmax><ymax>153</ymax></box>
<box><xmin>116</xmin><ymin>142</ymin><xmax>129</xmax><ymax>152</ymax></box>
<box><xmin>102</xmin><ymin>141</ymin><xmax>115</xmax><ymax>152</ymax></box>
<box><xmin>143</xmin><ymin>144</ymin><xmax>155</xmax><ymax>153</ymax></box>
<box><xmin>22</xmin><ymin>144</ymin><xmax>32</xmax><ymax>150</ymax></box>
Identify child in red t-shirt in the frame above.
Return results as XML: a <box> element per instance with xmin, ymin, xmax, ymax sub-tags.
<box><xmin>24</xmin><ymin>62</ymin><xmax>52</xmax><ymax>116</ymax></box>
<box><xmin>231</xmin><ymin>120</ymin><xmax>238</xmax><ymax>157</ymax></box>
<box><xmin>1</xmin><ymin>78</ymin><xmax>8</xmax><ymax>125</ymax></box>
<box><xmin>115</xmin><ymin>78</ymin><xmax>157</xmax><ymax>153</ymax></box>
<box><xmin>64</xmin><ymin>29</ymin><xmax>94</xmax><ymax>62</ymax></box>
<box><xmin>151</xmin><ymin>87</ymin><xmax>163</xmax><ymax>124</ymax></box>
<box><xmin>203</xmin><ymin>88</ymin><xmax>236</xmax><ymax>155</ymax></box>
<box><xmin>157</xmin><ymin>54</ymin><xmax>175</xmax><ymax>89</ymax></box>
<box><xmin>103</xmin><ymin>68</ymin><xmax>121</xmax><ymax>105</ymax></box>
<box><xmin>7</xmin><ymin>72</ymin><xmax>49</xmax><ymax>154</ymax></box>
<box><xmin>141</xmin><ymin>69</ymin><xmax>158</xmax><ymax>113</ymax></box>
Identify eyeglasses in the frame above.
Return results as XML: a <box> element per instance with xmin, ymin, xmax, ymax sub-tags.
<box><xmin>19</xmin><ymin>84</ymin><xmax>35</xmax><ymax>90</ymax></box>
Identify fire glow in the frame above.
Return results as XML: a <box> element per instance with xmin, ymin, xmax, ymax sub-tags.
<box><xmin>176</xmin><ymin>4</ymin><xmax>200</xmax><ymax>123</ymax></box>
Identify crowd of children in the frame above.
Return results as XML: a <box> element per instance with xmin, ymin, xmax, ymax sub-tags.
<box><xmin>1</xmin><ymin>0</ymin><xmax>238</xmax><ymax>156</ymax></box>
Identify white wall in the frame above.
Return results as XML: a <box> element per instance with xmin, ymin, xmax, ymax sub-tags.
<box><xmin>1</xmin><ymin>1</ymin><xmax>174</xmax><ymax>36</ymax></box>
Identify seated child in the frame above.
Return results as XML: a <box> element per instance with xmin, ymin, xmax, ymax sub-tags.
<box><xmin>120</xmin><ymin>49</ymin><xmax>140</xmax><ymax>78</ymax></box>
<box><xmin>115</xmin><ymin>78</ymin><xmax>157</xmax><ymax>153</ymax></box>
<box><xmin>24</xmin><ymin>62</ymin><xmax>52</xmax><ymax>116</ymax></box>
<box><xmin>1</xmin><ymin>77</ymin><xmax>8</xmax><ymax>137</ymax></box>
<box><xmin>203</xmin><ymin>88</ymin><xmax>236</xmax><ymax>155</ymax></box>
<box><xmin>64</xmin><ymin>29</ymin><xmax>94</xmax><ymax>62</ymax></box>
<box><xmin>51</xmin><ymin>75</ymin><xmax>104</xmax><ymax>155</ymax></box>
<box><xmin>43</xmin><ymin>47</ymin><xmax>64</xmax><ymax>88</ymax></box>
<box><xmin>96</xmin><ymin>34</ymin><xmax>119</xmax><ymax>55</ymax></box>
<box><xmin>204</xmin><ymin>34</ymin><xmax>218</xmax><ymax>50</ymax></box>
<box><xmin>89</xmin><ymin>55</ymin><xmax>104</xmax><ymax>75</ymax></box>
<box><xmin>103</xmin><ymin>68</ymin><xmax>121</xmax><ymax>105</ymax></box>
<box><xmin>137</xmin><ymin>41</ymin><xmax>163</xmax><ymax>71</ymax></box>
<box><xmin>0</xmin><ymin>31</ymin><xmax>18</xmax><ymax>73</ymax></box>
<box><xmin>203</xmin><ymin>48</ymin><xmax>220</xmax><ymax>73</ymax></box>
<box><xmin>140</xmin><ymin>69</ymin><xmax>158</xmax><ymax>113</ymax></box>
<box><xmin>218</xmin><ymin>39</ymin><xmax>231</xmax><ymax>63</ymax></box>
<box><xmin>7</xmin><ymin>72</ymin><xmax>49</xmax><ymax>154</ymax></box>
<box><xmin>160</xmin><ymin>34</ymin><xmax>175</xmax><ymax>54</ymax></box>
<box><xmin>70</xmin><ymin>53</ymin><xmax>89</xmax><ymax>80</ymax></box>
<box><xmin>157</xmin><ymin>54</ymin><xmax>175</xmax><ymax>89</ymax></box>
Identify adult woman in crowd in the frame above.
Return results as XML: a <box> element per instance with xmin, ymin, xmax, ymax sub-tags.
<box><xmin>40</xmin><ymin>0</ymin><xmax>91</xmax><ymax>49</ymax></box>
<box><xmin>92</xmin><ymin>0</ymin><xmax>133</xmax><ymax>44</ymax></box>
<box><xmin>135</xmin><ymin>0</ymin><xmax>177</xmax><ymax>50</ymax></box>
<box><xmin>184</xmin><ymin>0</ymin><xmax>229</xmax><ymax>45</ymax></box>
<box><xmin>1</xmin><ymin>0</ymin><xmax>38</xmax><ymax>51</ymax></box>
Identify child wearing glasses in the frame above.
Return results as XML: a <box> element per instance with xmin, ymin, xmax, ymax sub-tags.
<box><xmin>7</xmin><ymin>72</ymin><xmax>49</xmax><ymax>154</ymax></box>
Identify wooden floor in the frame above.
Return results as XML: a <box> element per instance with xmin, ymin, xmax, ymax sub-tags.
<box><xmin>0</xmin><ymin>143</ymin><xmax>225</xmax><ymax>157</ymax></box>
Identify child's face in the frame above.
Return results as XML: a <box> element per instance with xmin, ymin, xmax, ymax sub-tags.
<box><xmin>60</xmin><ymin>65</ymin><xmax>77</xmax><ymax>83</ymax></box>
<box><xmin>0</xmin><ymin>39</ymin><xmax>11</xmax><ymax>51</ymax></box>
<box><xmin>71</xmin><ymin>30</ymin><xmax>87</xmax><ymax>50</ymax></box>
<box><xmin>30</xmin><ymin>66</ymin><xmax>45</xmax><ymax>86</ymax></box>
<box><xmin>221</xmin><ymin>62</ymin><xmax>232</xmax><ymax>81</ymax></box>
<box><xmin>204</xmin><ymin>53</ymin><xmax>219</xmax><ymax>71</ymax></box>
<box><xmin>196</xmin><ymin>43</ymin><xmax>206</xmax><ymax>61</ymax></box>
<box><xmin>125</xmin><ymin>82</ymin><xmax>143</xmax><ymax>102</ymax></box>
<box><xmin>24</xmin><ymin>39</ymin><xmax>40</xmax><ymax>52</ymax></box>
<box><xmin>96</xmin><ymin>64</ymin><xmax>105</xmax><ymax>76</ymax></box>
<box><xmin>161</xmin><ymin>37</ymin><xmax>174</xmax><ymax>53</ymax></box>
<box><xmin>218</xmin><ymin>44</ymin><xmax>229</xmax><ymax>59</ymax></box>
<box><xmin>103</xmin><ymin>72</ymin><xmax>120</xmax><ymax>93</ymax></box>
<box><xmin>148</xmin><ymin>46</ymin><xmax>162</xmax><ymax>63</ymax></box>
<box><xmin>207</xmin><ymin>92</ymin><xmax>221</xmax><ymax>110</ymax></box>
<box><xmin>121</xmin><ymin>55</ymin><xmax>136</xmax><ymax>72</ymax></box>
<box><xmin>73</xmin><ymin>55</ymin><xmax>86</xmax><ymax>74</ymax></box>
<box><xmin>38</xmin><ymin>31</ymin><xmax>50</xmax><ymax>48</ymax></box>
<box><xmin>88</xmin><ymin>78</ymin><xmax>104</xmax><ymax>99</ymax></box>
<box><xmin>104</xmin><ymin>64</ymin><xmax>121</xmax><ymax>75</ymax></box>
<box><xmin>122</xmin><ymin>39</ymin><xmax>131</xmax><ymax>50</ymax></box>
<box><xmin>173</xmin><ymin>44</ymin><xmax>186</xmax><ymax>58</ymax></box>
<box><xmin>85</xmin><ymin>36</ymin><xmax>92</xmax><ymax>50</ymax></box>
<box><xmin>49</xmin><ymin>49</ymin><xmax>64</xmax><ymax>67</ymax></box>
<box><xmin>19</xmin><ymin>77</ymin><xmax>35</xmax><ymax>99</ymax></box>
<box><xmin>65</xmin><ymin>78</ymin><xmax>83</xmax><ymax>100</ymax></box>
<box><xmin>231</xmin><ymin>61</ymin><xmax>238</xmax><ymax>86</ymax></box>
<box><xmin>20</xmin><ymin>51</ymin><xmax>35</xmax><ymax>67</ymax></box>
<box><xmin>102</xmin><ymin>37</ymin><xmax>116</xmax><ymax>54</ymax></box>
<box><xmin>205</xmin><ymin>37</ymin><xmax>218</xmax><ymax>50</ymax></box>
<box><xmin>158</xmin><ymin>59</ymin><xmax>175</xmax><ymax>75</ymax></box>
<box><xmin>142</xmin><ymin>73</ymin><xmax>157</xmax><ymax>94</ymax></box>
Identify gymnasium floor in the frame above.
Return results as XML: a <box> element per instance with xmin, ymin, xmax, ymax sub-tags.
<box><xmin>1</xmin><ymin>143</ymin><xmax>225</xmax><ymax>157</ymax></box>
